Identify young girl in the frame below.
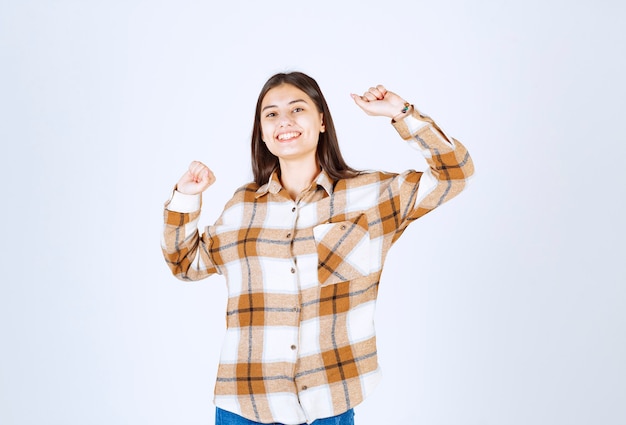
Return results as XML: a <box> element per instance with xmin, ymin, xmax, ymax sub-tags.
<box><xmin>162</xmin><ymin>72</ymin><xmax>474</xmax><ymax>425</ymax></box>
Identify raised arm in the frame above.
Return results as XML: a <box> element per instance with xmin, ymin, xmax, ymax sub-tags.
<box><xmin>353</xmin><ymin>85</ymin><xmax>474</xmax><ymax>231</ymax></box>
<box><xmin>161</xmin><ymin>161</ymin><xmax>219</xmax><ymax>281</ymax></box>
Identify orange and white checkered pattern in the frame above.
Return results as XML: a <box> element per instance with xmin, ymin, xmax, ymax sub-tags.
<box><xmin>161</xmin><ymin>108</ymin><xmax>474</xmax><ymax>424</ymax></box>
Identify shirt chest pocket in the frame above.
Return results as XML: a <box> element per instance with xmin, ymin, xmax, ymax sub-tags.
<box><xmin>313</xmin><ymin>213</ymin><xmax>371</xmax><ymax>286</ymax></box>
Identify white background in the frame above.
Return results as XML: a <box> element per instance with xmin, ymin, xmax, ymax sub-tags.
<box><xmin>1</xmin><ymin>1</ymin><xmax>625</xmax><ymax>424</ymax></box>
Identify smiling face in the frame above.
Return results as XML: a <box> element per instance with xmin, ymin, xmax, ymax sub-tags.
<box><xmin>260</xmin><ymin>83</ymin><xmax>325</xmax><ymax>166</ymax></box>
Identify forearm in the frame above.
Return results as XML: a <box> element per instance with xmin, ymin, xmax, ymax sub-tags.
<box><xmin>161</xmin><ymin>191</ymin><xmax>217</xmax><ymax>281</ymax></box>
<box><xmin>393</xmin><ymin>107</ymin><xmax>474</xmax><ymax>213</ymax></box>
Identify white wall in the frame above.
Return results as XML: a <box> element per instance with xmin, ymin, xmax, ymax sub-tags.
<box><xmin>1</xmin><ymin>1</ymin><xmax>624</xmax><ymax>424</ymax></box>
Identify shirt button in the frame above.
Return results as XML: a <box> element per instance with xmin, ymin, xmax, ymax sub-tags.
<box><xmin>340</xmin><ymin>225</ymin><xmax>346</xmax><ymax>230</ymax></box>
<box><xmin>302</xmin><ymin>386</ymin><xmax>308</xmax><ymax>391</ymax></box>
<box><xmin>290</xmin><ymin>268</ymin><xmax>296</xmax><ymax>274</ymax></box>
<box><xmin>292</xmin><ymin>207</ymin><xmax>296</xmax><ymax>212</ymax></box>
<box><xmin>290</xmin><ymin>345</ymin><xmax>297</xmax><ymax>350</ymax></box>
<box><xmin>286</xmin><ymin>233</ymin><xmax>292</xmax><ymax>238</ymax></box>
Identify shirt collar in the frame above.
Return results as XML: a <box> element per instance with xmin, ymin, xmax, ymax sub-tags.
<box><xmin>255</xmin><ymin>169</ymin><xmax>335</xmax><ymax>198</ymax></box>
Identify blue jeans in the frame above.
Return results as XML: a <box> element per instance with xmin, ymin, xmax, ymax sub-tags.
<box><xmin>215</xmin><ymin>407</ymin><xmax>355</xmax><ymax>425</ymax></box>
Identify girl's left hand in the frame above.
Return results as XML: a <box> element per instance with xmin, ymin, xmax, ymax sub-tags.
<box><xmin>351</xmin><ymin>85</ymin><xmax>409</xmax><ymax>119</ymax></box>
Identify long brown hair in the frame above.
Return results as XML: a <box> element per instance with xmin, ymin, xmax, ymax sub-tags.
<box><xmin>251</xmin><ymin>72</ymin><xmax>359</xmax><ymax>186</ymax></box>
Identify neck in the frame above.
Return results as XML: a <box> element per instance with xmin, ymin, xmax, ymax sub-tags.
<box><xmin>279</xmin><ymin>159</ymin><xmax>321</xmax><ymax>200</ymax></box>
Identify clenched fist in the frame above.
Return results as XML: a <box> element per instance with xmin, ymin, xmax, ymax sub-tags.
<box><xmin>351</xmin><ymin>85</ymin><xmax>410</xmax><ymax>120</ymax></box>
<box><xmin>176</xmin><ymin>161</ymin><xmax>216</xmax><ymax>195</ymax></box>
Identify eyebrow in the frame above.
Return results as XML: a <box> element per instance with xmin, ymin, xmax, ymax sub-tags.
<box><xmin>261</xmin><ymin>99</ymin><xmax>308</xmax><ymax>112</ymax></box>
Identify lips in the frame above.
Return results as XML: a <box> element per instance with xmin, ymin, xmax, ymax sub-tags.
<box><xmin>276</xmin><ymin>131</ymin><xmax>301</xmax><ymax>141</ymax></box>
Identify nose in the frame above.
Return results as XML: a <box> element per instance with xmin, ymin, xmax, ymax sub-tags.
<box><xmin>278</xmin><ymin>114</ymin><xmax>294</xmax><ymax>127</ymax></box>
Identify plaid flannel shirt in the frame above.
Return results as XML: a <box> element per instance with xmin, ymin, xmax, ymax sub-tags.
<box><xmin>161</xmin><ymin>107</ymin><xmax>474</xmax><ymax>424</ymax></box>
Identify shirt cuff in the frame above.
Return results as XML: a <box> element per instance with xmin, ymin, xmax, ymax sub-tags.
<box><xmin>166</xmin><ymin>190</ymin><xmax>201</xmax><ymax>213</ymax></box>
<box><xmin>392</xmin><ymin>106</ymin><xmax>428</xmax><ymax>139</ymax></box>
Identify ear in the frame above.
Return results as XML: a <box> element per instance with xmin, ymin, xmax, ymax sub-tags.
<box><xmin>320</xmin><ymin>113</ymin><xmax>325</xmax><ymax>133</ymax></box>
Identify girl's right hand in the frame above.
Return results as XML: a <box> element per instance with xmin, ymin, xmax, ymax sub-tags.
<box><xmin>176</xmin><ymin>161</ymin><xmax>216</xmax><ymax>195</ymax></box>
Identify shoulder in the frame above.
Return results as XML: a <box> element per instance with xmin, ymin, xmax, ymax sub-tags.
<box><xmin>234</xmin><ymin>181</ymin><xmax>260</xmax><ymax>196</ymax></box>
<box><xmin>333</xmin><ymin>170</ymin><xmax>422</xmax><ymax>198</ymax></box>
<box><xmin>336</xmin><ymin>170</ymin><xmax>399</xmax><ymax>189</ymax></box>
<box><xmin>223</xmin><ymin>181</ymin><xmax>260</xmax><ymax>207</ymax></box>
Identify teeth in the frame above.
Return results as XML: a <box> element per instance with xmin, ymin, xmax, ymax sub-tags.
<box><xmin>277</xmin><ymin>132</ymin><xmax>300</xmax><ymax>140</ymax></box>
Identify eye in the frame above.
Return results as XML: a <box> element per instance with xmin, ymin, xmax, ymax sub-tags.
<box><xmin>265</xmin><ymin>112</ymin><xmax>276</xmax><ymax>118</ymax></box>
<box><xmin>293</xmin><ymin>107</ymin><xmax>304</xmax><ymax>113</ymax></box>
